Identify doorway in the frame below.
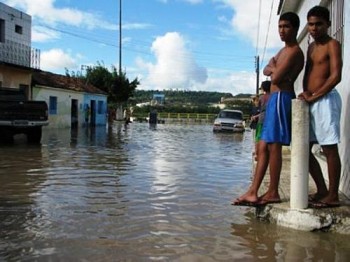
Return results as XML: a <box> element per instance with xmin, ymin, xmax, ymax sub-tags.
<box><xmin>71</xmin><ymin>99</ymin><xmax>78</xmax><ymax>128</ymax></box>
<box><xmin>90</xmin><ymin>100</ymin><xmax>96</xmax><ymax>126</ymax></box>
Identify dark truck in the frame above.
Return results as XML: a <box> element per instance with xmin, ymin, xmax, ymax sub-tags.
<box><xmin>0</xmin><ymin>87</ymin><xmax>49</xmax><ymax>143</ymax></box>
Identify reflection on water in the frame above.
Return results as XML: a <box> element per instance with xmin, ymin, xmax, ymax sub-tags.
<box><xmin>0</xmin><ymin>123</ymin><xmax>349</xmax><ymax>261</ymax></box>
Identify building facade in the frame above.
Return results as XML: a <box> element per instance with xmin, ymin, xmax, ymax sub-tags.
<box><xmin>0</xmin><ymin>2</ymin><xmax>37</xmax><ymax>96</ymax></box>
<box><xmin>0</xmin><ymin>2</ymin><xmax>31</xmax><ymax>67</ymax></box>
<box><xmin>32</xmin><ymin>71</ymin><xmax>108</xmax><ymax>129</ymax></box>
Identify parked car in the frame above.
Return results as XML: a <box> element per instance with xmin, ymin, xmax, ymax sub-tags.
<box><xmin>213</xmin><ymin>109</ymin><xmax>245</xmax><ymax>133</ymax></box>
<box><xmin>0</xmin><ymin>87</ymin><xmax>49</xmax><ymax>143</ymax></box>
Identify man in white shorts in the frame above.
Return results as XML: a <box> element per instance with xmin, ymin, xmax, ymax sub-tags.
<box><xmin>298</xmin><ymin>6</ymin><xmax>342</xmax><ymax>208</ymax></box>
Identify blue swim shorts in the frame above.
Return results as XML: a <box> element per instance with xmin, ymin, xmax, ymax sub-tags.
<box><xmin>261</xmin><ymin>91</ymin><xmax>294</xmax><ymax>145</ymax></box>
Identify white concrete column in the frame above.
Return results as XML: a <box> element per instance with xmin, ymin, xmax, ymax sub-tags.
<box><xmin>290</xmin><ymin>99</ymin><xmax>309</xmax><ymax>209</ymax></box>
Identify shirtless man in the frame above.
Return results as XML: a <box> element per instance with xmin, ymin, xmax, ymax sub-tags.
<box><xmin>233</xmin><ymin>12</ymin><xmax>304</xmax><ymax>206</ymax></box>
<box><xmin>298</xmin><ymin>6</ymin><xmax>342</xmax><ymax>208</ymax></box>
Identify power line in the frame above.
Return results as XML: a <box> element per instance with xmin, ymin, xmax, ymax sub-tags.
<box><xmin>260</xmin><ymin>0</ymin><xmax>275</xmax><ymax>70</ymax></box>
<box><xmin>36</xmin><ymin>23</ymin><xmax>119</xmax><ymax>48</ymax></box>
<box><xmin>36</xmin><ymin>23</ymin><xmax>254</xmax><ymax>66</ymax></box>
<box><xmin>256</xmin><ymin>0</ymin><xmax>262</xmax><ymax>57</ymax></box>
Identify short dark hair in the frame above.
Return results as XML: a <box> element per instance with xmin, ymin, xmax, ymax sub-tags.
<box><xmin>261</xmin><ymin>81</ymin><xmax>271</xmax><ymax>92</ymax></box>
<box><xmin>307</xmin><ymin>6</ymin><xmax>330</xmax><ymax>22</ymax></box>
<box><xmin>280</xmin><ymin>12</ymin><xmax>300</xmax><ymax>31</ymax></box>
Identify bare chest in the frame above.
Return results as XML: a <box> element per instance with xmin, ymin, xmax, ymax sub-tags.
<box><xmin>310</xmin><ymin>45</ymin><xmax>329</xmax><ymax>65</ymax></box>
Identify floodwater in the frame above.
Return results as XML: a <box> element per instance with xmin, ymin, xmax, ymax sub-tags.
<box><xmin>0</xmin><ymin>122</ymin><xmax>349</xmax><ymax>261</ymax></box>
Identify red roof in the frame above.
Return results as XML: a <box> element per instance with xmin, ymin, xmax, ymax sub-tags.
<box><xmin>32</xmin><ymin>71</ymin><xmax>107</xmax><ymax>95</ymax></box>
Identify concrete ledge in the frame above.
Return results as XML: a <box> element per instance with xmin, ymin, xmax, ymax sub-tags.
<box><xmin>252</xmin><ymin>146</ymin><xmax>350</xmax><ymax>235</ymax></box>
<box><xmin>255</xmin><ymin>202</ymin><xmax>350</xmax><ymax>234</ymax></box>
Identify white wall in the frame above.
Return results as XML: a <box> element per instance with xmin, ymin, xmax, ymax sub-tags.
<box><xmin>33</xmin><ymin>86</ymin><xmax>84</xmax><ymax>128</ymax></box>
<box><xmin>338</xmin><ymin>0</ymin><xmax>350</xmax><ymax>197</ymax></box>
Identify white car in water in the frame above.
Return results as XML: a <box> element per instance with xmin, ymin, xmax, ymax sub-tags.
<box><xmin>213</xmin><ymin>109</ymin><xmax>245</xmax><ymax>133</ymax></box>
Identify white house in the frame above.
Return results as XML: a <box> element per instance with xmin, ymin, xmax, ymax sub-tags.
<box><xmin>32</xmin><ymin>71</ymin><xmax>108</xmax><ymax>129</ymax></box>
<box><xmin>279</xmin><ymin>0</ymin><xmax>349</xmax><ymax>198</ymax></box>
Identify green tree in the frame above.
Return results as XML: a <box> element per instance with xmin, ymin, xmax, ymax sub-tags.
<box><xmin>85</xmin><ymin>62</ymin><xmax>113</xmax><ymax>94</ymax></box>
<box><xmin>84</xmin><ymin>63</ymin><xmax>140</xmax><ymax>105</ymax></box>
<box><xmin>110</xmin><ymin>68</ymin><xmax>140</xmax><ymax>105</ymax></box>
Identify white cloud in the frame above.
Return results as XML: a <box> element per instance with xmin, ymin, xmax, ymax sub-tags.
<box><xmin>40</xmin><ymin>49</ymin><xmax>77</xmax><ymax>71</ymax></box>
<box><xmin>5</xmin><ymin>0</ymin><xmax>150</xmax><ymax>46</ymax></box>
<box><xmin>133</xmin><ymin>0</ymin><xmax>283</xmax><ymax>94</ymax></box>
<box><xmin>123</xmin><ymin>23</ymin><xmax>152</xmax><ymax>30</ymax></box>
<box><xmin>183</xmin><ymin>0</ymin><xmax>203</xmax><ymax>4</ymax></box>
<box><xmin>133</xmin><ymin>29</ymin><xmax>258</xmax><ymax>94</ymax></box>
<box><xmin>222</xmin><ymin>0</ymin><xmax>283</xmax><ymax>49</ymax></box>
<box><xmin>195</xmin><ymin>70</ymin><xmax>256</xmax><ymax>94</ymax></box>
<box><xmin>138</xmin><ymin>32</ymin><xmax>207</xmax><ymax>90</ymax></box>
<box><xmin>4</xmin><ymin>0</ymin><xmax>117</xmax><ymax>30</ymax></box>
<box><xmin>32</xmin><ymin>26</ymin><xmax>60</xmax><ymax>42</ymax></box>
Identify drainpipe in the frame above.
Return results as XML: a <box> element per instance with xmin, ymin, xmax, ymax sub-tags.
<box><xmin>290</xmin><ymin>99</ymin><xmax>309</xmax><ymax>209</ymax></box>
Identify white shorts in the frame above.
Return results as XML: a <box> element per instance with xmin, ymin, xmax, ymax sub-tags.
<box><xmin>309</xmin><ymin>89</ymin><xmax>341</xmax><ymax>145</ymax></box>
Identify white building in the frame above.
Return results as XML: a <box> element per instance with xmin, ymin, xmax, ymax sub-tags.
<box><xmin>279</xmin><ymin>0</ymin><xmax>349</xmax><ymax>198</ymax></box>
<box><xmin>32</xmin><ymin>71</ymin><xmax>108</xmax><ymax>129</ymax></box>
<box><xmin>0</xmin><ymin>2</ymin><xmax>39</xmax><ymax>94</ymax></box>
<box><xmin>0</xmin><ymin>2</ymin><xmax>32</xmax><ymax>67</ymax></box>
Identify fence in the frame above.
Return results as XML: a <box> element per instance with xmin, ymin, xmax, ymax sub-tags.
<box><xmin>132</xmin><ymin>112</ymin><xmax>250</xmax><ymax>123</ymax></box>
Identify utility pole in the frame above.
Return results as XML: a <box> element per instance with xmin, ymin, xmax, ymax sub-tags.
<box><xmin>116</xmin><ymin>0</ymin><xmax>124</xmax><ymax>121</ymax></box>
<box><xmin>255</xmin><ymin>55</ymin><xmax>260</xmax><ymax>95</ymax></box>
<box><xmin>119</xmin><ymin>0</ymin><xmax>122</xmax><ymax>75</ymax></box>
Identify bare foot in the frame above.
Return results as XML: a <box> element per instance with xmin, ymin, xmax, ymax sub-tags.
<box><xmin>317</xmin><ymin>195</ymin><xmax>339</xmax><ymax>205</ymax></box>
<box><xmin>257</xmin><ymin>198</ymin><xmax>282</xmax><ymax>205</ymax></box>
<box><xmin>308</xmin><ymin>192</ymin><xmax>327</xmax><ymax>202</ymax></box>
<box><xmin>258</xmin><ymin>192</ymin><xmax>281</xmax><ymax>204</ymax></box>
<box><xmin>232</xmin><ymin>191</ymin><xmax>259</xmax><ymax>205</ymax></box>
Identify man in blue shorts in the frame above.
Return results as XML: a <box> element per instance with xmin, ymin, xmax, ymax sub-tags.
<box><xmin>233</xmin><ymin>12</ymin><xmax>304</xmax><ymax>206</ymax></box>
<box><xmin>298</xmin><ymin>6</ymin><xmax>342</xmax><ymax>208</ymax></box>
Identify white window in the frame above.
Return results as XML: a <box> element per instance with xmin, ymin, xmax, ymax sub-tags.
<box><xmin>0</xmin><ymin>19</ymin><xmax>4</xmax><ymax>42</ymax></box>
<box><xmin>15</xmin><ymin>24</ymin><xmax>23</xmax><ymax>34</ymax></box>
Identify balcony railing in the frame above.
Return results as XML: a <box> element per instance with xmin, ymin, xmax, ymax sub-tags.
<box><xmin>0</xmin><ymin>40</ymin><xmax>40</xmax><ymax>69</ymax></box>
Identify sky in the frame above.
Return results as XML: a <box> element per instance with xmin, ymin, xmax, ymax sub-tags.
<box><xmin>3</xmin><ymin>0</ymin><xmax>284</xmax><ymax>95</ymax></box>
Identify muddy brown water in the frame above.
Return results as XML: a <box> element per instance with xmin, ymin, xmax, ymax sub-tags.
<box><xmin>0</xmin><ymin>123</ymin><xmax>349</xmax><ymax>261</ymax></box>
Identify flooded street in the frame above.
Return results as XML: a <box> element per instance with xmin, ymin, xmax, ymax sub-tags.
<box><xmin>1</xmin><ymin>123</ymin><xmax>349</xmax><ymax>261</ymax></box>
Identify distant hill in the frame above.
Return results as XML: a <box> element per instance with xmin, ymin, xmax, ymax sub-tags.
<box><xmin>235</xmin><ymin>93</ymin><xmax>255</xmax><ymax>98</ymax></box>
<box><xmin>132</xmin><ymin>90</ymin><xmax>253</xmax><ymax>105</ymax></box>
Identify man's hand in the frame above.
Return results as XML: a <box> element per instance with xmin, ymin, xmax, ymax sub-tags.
<box><xmin>298</xmin><ymin>91</ymin><xmax>314</xmax><ymax>103</ymax></box>
<box><xmin>263</xmin><ymin>57</ymin><xmax>276</xmax><ymax>76</ymax></box>
<box><xmin>251</xmin><ymin>114</ymin><xmax>259</xmax><ymax>121</ymax></box>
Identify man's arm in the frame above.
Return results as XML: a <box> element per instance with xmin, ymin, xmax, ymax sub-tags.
<box><xmin>302</xmin><ymin>48</ymin><xmax>311</xmax><ymax>92</ymax></box>
<box><xmin>268</xmin><ymin>48</ymin><xmax>302</xmax><ymax>85</ymax></box>
<box><xmin>298</xmin><ymin>49</ymin><xmax>312</xmax><ymax>100</ymax></box>
<box><xmin>263</xmin><ymin>57</ymin><xmax>275</xmax><ymax>76</ymax></box>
